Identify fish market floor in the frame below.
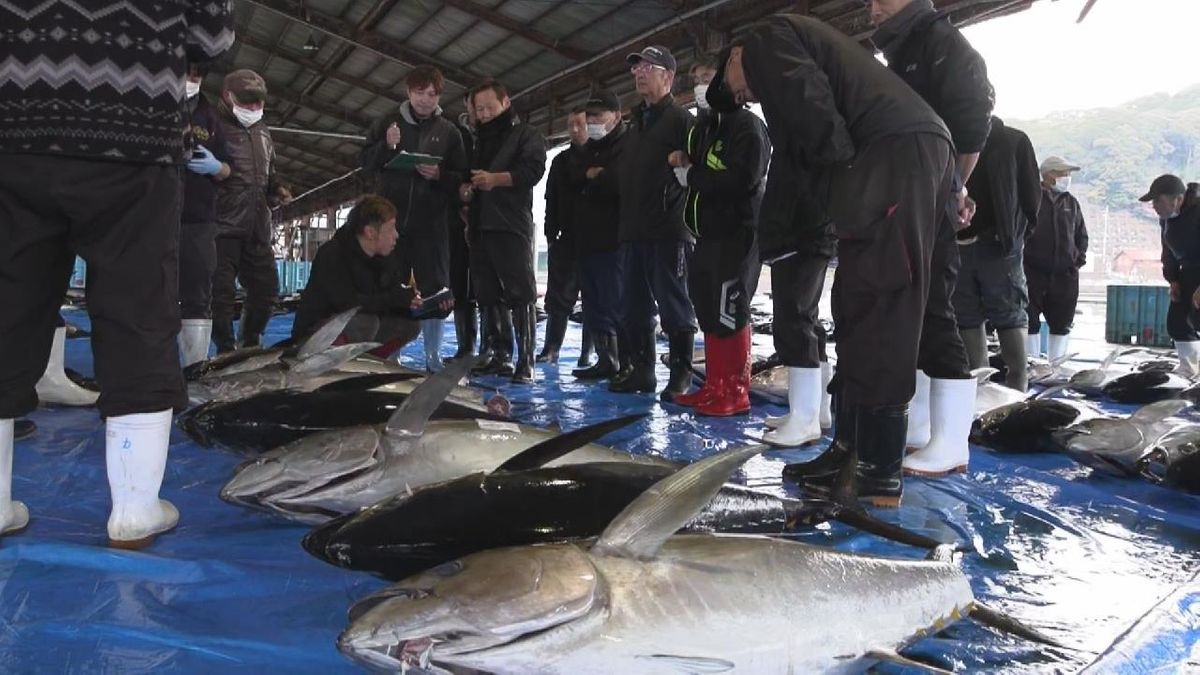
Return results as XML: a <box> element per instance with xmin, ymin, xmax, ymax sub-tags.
<box><xmin>2</xmin><ymin>308</ymin><xmax>1197</xmax><ymax>673</ymax></box>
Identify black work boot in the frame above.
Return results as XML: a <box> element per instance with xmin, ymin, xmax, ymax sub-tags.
<box><xmin>212</xmin><ymin>318</ymin><xmax>237</xmax><ymax>354</ymax></box>
<box><xmin>512</xmin><ymin>303</ymin><xmax>536</xmax><ymax>384</ymax></box>
<box><xmin>659</xmin><ymin>331</ymin><xmax>696</xmax><ymax>403</ymax></box>
<box><xmin>789</xmin><ymin>402</ymin><xmax>906</xmax><ymax>508</ymax></box>
<box><xmin>451</xmin><ymin>307</ymin><xmax>477</xmax><ymax>360</ymax></box>
<box><xmin>536</xmin><ymin>313</ymin><xmax>568</xmax><ymax>364</ymax></box>
<box><xmin>609</xmin><ymin>330</ymin><xmax>657</xmax><ymax>394</ymax></box>
<box><xmin>573</xmin><ymin>332</ymin><xmax>619</xmax><ymax>380</ymax></box>
<box><xmin>472</xmin><ymin>306</ymin><xmax>514</xmax><ymax>376</ymax></box>
<box><xmin>475</xmin><ymin>306</ymin><xmax>495</xmax><ymax>367</ymax></box>
<box><xmin>608</xmin><ymin>332</ymin><xmax>633</xmax><ymax>385</ymax></box>
<box><xmin>577</xmin><ymin>325</ymin><xmax>594</xmax><ymax>368</ymax></box>
<box><xmin>238</xmin><ymin>306</ymin><xmax>272</xmax><ymax>349</ymax></box>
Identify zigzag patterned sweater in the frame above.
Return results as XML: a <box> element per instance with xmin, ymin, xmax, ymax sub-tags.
<box><xmin>0</xmin><ymin>0</ymin><xmax>235</xmax><ymax>165</ymax></box>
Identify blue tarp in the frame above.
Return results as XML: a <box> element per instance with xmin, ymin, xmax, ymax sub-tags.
<box><xmin>3</xmin><ymin>308</ymin><xmax>1198</xmax><ymax>673</ymax></box>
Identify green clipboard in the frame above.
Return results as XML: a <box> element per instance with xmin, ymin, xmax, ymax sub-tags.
<box><xmin>384</xmin><ymin>151</ymin><xmax>443</xmax><ymax>170</ymax></box>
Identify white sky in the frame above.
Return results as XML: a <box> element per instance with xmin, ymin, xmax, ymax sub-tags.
<box><xmin>961</xmin><ymin>0</ymin><xmax>1200</xmax><ymax>119</ymax></box>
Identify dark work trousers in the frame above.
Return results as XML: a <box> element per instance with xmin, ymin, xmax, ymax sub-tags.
<box><xmin>771</xmin><ymin>251</ymin><xmax>831</xmax><ymax>368</ymax></box>
<box><xmin>179</xmin><ymin>219</ymin><xmax>217</xmax><ymax>320</ymax></box>
<box><xmin>544</xmin><ymin>238</ymin><xmax>581</xmax><ymax>316</ymax></box>
<box><xmin>1163</xmin><ymin>268</ymin><xmax>1200</xmax><ymax>341</ymax></box>
<box><xmin>212</xmin><ymin>236</ymin><xmax>278</xmax><ymax>344</ymax></box>
<box><xmin>343</xmin><ymin>313</ymin><xmax>421</xmax><ymax>345</ymax></box>
<box><xmin>448</xmin><ymin>213</ymin><xmax>473</xmax><ymax>308</ymax></box>
<box><xmin>1025</xmin><ymin>266</ymin><xmax>1081</xmax><ymax>336</ymax></box>
<box><xmin>578</xmin><ymin>249</ymin><xmax>624</xmax><ymax>337</ymax></box>
<box><xmin>952</xmin><ymin>239</ymin><xmax>1028</xmax><ymax>330</ymax></box>
<box><xmin>689</xmin><ymin>227</ymin><xmax>760</xmax><ymax>337</ymax></box>
<box><xmin>0</xmin><ymin>154</ymin><xmax>187</xmax><ymax>419</ymax></box>
<box><xmin>829</xmin><ymin>133</ymin><xmax>957</xmax><ymax>407</ymax></box>
<box><xmin>917</xmin><ymin>193</ymin><xmax>971</xmax><ymax>381</ymax></box>
<box><xmin>400</xmin><ymin>223</ymin><xmax>449</xmax><ymax>295</ymax></box>
<box><xmin>618</xmin><ymin>239</ymin><xmax>699</xmax><ymax>335</ymax></box>
<box><xmin>469</xmin><ymin>231</ymin><xmax>537</xmax><ymax>306</ymax></box>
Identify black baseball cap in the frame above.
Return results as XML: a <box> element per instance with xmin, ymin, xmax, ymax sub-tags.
<box><xmin>1140</xmin><ymin>174</ymin><xmax>1187</xmax><ymax>202</ymax></box>
<box><xmin>626</xmin><ymin>45</ymin><xmax>677</xmax><ymax>72</ymax></box>
<box><xmin>585</xmin><ymin>89</ymin><xmax>622</xmax><ymax>113</ymax></box>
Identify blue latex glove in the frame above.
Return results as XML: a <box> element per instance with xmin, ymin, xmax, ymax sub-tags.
<box><xmin>187</xmin><ymin>145</ymin><xmax>222</xmax><ymax>176</ymax></box>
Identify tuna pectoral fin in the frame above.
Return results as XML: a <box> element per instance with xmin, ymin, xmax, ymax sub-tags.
<box><xmin>634</xmin><ymin>655</ymin><xmax>734</xmax><ymax>672</ymax></box>
<box><xmin>297</xmin><ymin>306</ymin><xmax>360</xmax><ymax>359</ymax></box>
<box><xmin>832</xmin><ymin>508</ymin><xmax>961</xmax><ymax>552</ymax></box>
<box><xmin>1034</xmin><ymin>384</ymin><xmax>1070</xmax><ymax>400</ymax></box>
<box><xmin>864</xmin><ymin>650</ymin><xmax>952</xmax><ymax>674</ymax></box>
<box><xmin>1130</xmin><ymin>398</ymin><xmax>1190</xmax><ymax>425</ymax></box>
<box><xmin>592</xmin><ymin>445</ymin><xmax>763</xmax><ymax>560</ymax></box>
<box><xmin>312</xmin><ymin>373</ymin><xmax>424</xmax><ymax>393</ymax></box>
<box><xmin>384</xmin><ymin>357</ymin><xmax>474</xmax><ymax>436</ymax></box>
<box><xmin>969</xmin><ymin>602</ymin><xmax>1066</xmax><ymax>648</ymax></box>
<box><xmin>495</xmin><ymin>413</ymin><xmax>648</xmax><ymax>472</ymax></box>
<box><xmin>971</xmin><ymin>367</ymin><xmax>1000</xmax><ymax>384</ymax></box>
<box><xmin>291</xmin><ymin>343</ymin><xmax>382</xmax><ymax>377</ymax></box>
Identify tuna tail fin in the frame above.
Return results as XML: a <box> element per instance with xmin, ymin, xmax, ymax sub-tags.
<box><xmin>592</xmin><ymin>444</ymin><xmax>764</xmax><ymax>560</ymax></box>
<box><xmin>969</xmin><ymin>602</ymin><xmax>1066</xmax><ymax>649</ymax></box>
<box><xmin>828</xmin><ymin>506</ymin><xmax>967</xmax><ymax>552</ymax></box>
<box><xmin>495</xmin><ymin>413</ymin><xmax>647</xmax><ymax>472</ymax></box>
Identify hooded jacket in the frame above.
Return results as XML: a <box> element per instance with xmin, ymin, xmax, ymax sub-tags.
<box><xmin>961</xmin><ymin>118</ymin><xmax>1041</xmax><ymax>253</ymax></box>
<box><xmin>735</xmin><ymin>14</ymin><xmax>950</xmax><ymax>260</ymax></box>
<box><xmin>1160</xmin><ymin>203</ymin><xmax>1200</xmax><ymax>283</ymax></box>
<box><xmin>617</xmin><ymin>94</ymin><xmax>695</xmax><ymax>243</ymax></box>
<box><xmin>872</xmin><ymin>1</ymin><xmax>995</xmax><ymax>156</ymax></box>
<box><xmin>572</xmin><ymin>122</ymin><xmax>629</xmax><ymax>255</ymax></box>
<box><xmin>683</xmin><ymin>108</ymin><xmax>770</xmax><ymax>239</ymax></box>
<box><xmin>468</xmin><ymin>107</ymin><xmax>547</xmax><ymax>240</ymax></box>
<box><xmin>361</xmin><ymin>102</ymin><xmax>468</xmax><ymax>240</ymax></box>
<box><xmin>215</xmin><ymin>100</ymin><xmax>284</xmax><ymax>243</ymax></box>
<box><xmin>1025</xmin><ymin>187</ymin><xmax>1087</xmax><ymax>274</ymax></box>
<box><xmin>292</xmin><ymin>223</ymin><xmax>416</xmax><ymax>340</ymax></box>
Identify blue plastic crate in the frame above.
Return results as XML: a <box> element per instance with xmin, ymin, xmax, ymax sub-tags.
<box><xmin>1105</xmin><ymin>284</ymin><xmax>1172</xmax><ymax>348</ymax></box>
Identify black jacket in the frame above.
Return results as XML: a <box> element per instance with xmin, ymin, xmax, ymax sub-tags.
<box><xmin>215</xmin><ymin>102</ymin><xmax>284</xmax><ymax>243</ymax></box>
<box><xmin>182</xmin><ymin>94</ymin><xmax>231</xmax><ymax>225</ymax></box>
<box><xmin>875</xmin><ymin>7</ymin><xmax>995</xmax><ymax>156</ymax></box>
<box><xmin>1160</xmin><ymin>204</ymin><xmax>1200</xmax><ymax>283</ymax></box>
<box><xmin>961</xmin><ymin>118</ymin><xmax>1041</xmax><ymax>253</ymax></box>
<box><xmin>360</xmin><ymin>102</ymin><xmax>467</xmax><ymax>240</ymax></box>
<box><xmin>1025</xmin><ymin>188</ymin><xmax>1087</xmax><ymax>274</ymax></box>
<box><xmin>292</xmin><ymin>224</ymin><xmax>416</xmax><ymax>340</ymax></box>
<box><xmin>574</xmin><ymin>123</ymin><xmax>628</xmax><ymax>255</ymax></box>
<box><xmin>738</xmin><ymin>14</ymin><xmax>950</xmax><ymax>259</ymax></box>
<box><xmin>684</xmin><ymin>108</ymin><xmax>770</xmax><ymax>239</ymax></box>
<box><xmin>469</xmin><ymin>108</ymin><xmax>547</xmax><ymax>240</ymax></box>
<box><xmin>617</xmin><ymin>95</ymin><xmax>695</xmax><ymax>243</ymax></box>
<box><xmin>545</xmin><ymin>143</ymin><xmax>586</xmax><ymax>245</ymax></box>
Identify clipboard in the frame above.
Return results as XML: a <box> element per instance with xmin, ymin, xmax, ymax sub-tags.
<box><xmin>408</xmin><ymin>287</ymin><xmax>454</xmax><ymax>319</ymax></box>
<box><xmin>384</xmin><ymin>151</ymin><xmax>443</xmax><ymax>170</ymax></box>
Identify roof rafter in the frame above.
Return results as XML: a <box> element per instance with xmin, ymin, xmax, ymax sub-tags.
<box><xmin>439</xmin><ymin>0</ymin><xmax>589</xmax><ymax>61</ymax></box>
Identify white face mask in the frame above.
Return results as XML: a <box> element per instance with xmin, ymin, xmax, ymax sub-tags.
<box><xmin>586</xmin><ymin>123</ymin><xmax>608</xmax><ymax>141</ymax></box>
<box><xmin>1051</xmin><ymin>175</ymin><xmax>1071</xmax><ymax>192</ymax></box>
<box><xmin>233</xmin><ymin>105</ymin><xmax>263</xmax><ymax>128</ymax></box>
<box><xmin>694</xmin><ymin>84</ymin><xmax>710</xmax><ymax>111</ymax></box>
<box><xmin>185</xmin><ymin>80</ymin><xmax>201</xmax><ymax>99</ymax></box>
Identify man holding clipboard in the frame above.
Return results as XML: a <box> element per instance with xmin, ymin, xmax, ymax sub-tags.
<box><xmin>360</xmin><ymin>66</ymin><xmax>467</xmax><ymax>372</ymax></box>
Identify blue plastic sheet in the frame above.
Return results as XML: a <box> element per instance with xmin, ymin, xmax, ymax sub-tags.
<box><xmin>3</xmin><ymin>308</ymin><xmax>1198</xmax><ymax>673</ymax></box>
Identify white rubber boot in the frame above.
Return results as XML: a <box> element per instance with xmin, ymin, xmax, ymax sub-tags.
<box><xmin>904</xmin><ymin>377</ymin><xmax>974</xmax><ymax>476</ymax></box>
<box><xmin>1025</xmin><ymin>333</ymin><xmax>1041</xmax><ymax>359</ymax></box>
<box><xmin>763</xmin><ymin>368</ymin><xmax>822</xmax><ymax>447</ymax></box>
<box><xmin>0</xmin><ymin>420</ymin><xmax>29</xmax><ymax>535</ymax></box>
<box><xmin>1048</xmin><ymin>333</ymin><xmax>1072</xmax><ymax>363</ymax></box>
<box><xmin>106</xmin><ymin>410</ymin><xmax>179</xmax><ymax>549</ymax></box>
<box><xmin>35</xmin><ymin>326</ymin><xmax>98</xmax><ymax>407</ymax></box>
<box><xmin>819</xmin><ymin>361</ymin><xmax>833</xmax><ymax>430</ymax></box>
<box><xmin>423</xmin><ymin>319</ymin><xmax>445</xmax><ymax>373</ymax></box>
<box><xmin>179</xmin><ymin>319</ymin><xmax>213</xmax><ymax>367</ymax></box>
<box><xmin>1174</xmin><ymin>340</ymin><xmax>1200</xmax><ymax>379</ymax></box>
<box><xmin>906</xmin><ymin>371</ymin><xmax>932</xmax><ymax>450</ymax></box>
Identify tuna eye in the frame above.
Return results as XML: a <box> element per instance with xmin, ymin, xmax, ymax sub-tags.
<box><xmin>430</xmin><ymin>560</ymin><xmax>463</xmax><ymax>577</ymax></box>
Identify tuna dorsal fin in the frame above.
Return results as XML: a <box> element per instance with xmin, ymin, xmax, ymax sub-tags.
<box><xmin>495</xmin><ymin>414</ymin><xmax>647</xmax><ymax>472</ymax></box>
<box><xmin>1130</xmin><ymin>398</ymin><xmax>1190</xmax><ymax>426</ymax></box>
<box><xmin>297</xmin><ymin>306</ymin><xmax>360</xmax><ymax>359</ymax></box>
<box><xmin>591</xmin><ymin>444</ymin><xmax>763</xmax><ymax>560</ymax></box>
<box><xmin>1049</xmin><ymin>352</ymin><xmax>1078</xmax><ymax>369</ymax></box>
<box><xmin>968</xmin><ymin>602</ymin><xmax>1066</xmax><ymax>648</ymax></box>
<box><xmin>1099</xmin><ymin>347</ymin><xmax>1123</xmax><ymax>371</ymax></box>
<box><xmin>289</xmin><ymin>343</ymin><xmax>381</xmax><ymax>377</ymax></box>
<box><xmin>311</xmin><ymin>372</ymin><xmax>424</xmax><ymax>393</ymax></box>
<box><xmin>384</xmin><ymin>357</ymin><xmax>473</xmax><ymax>436</ymax></box>
<box><xmin>970</xmin><ymin>367</ymin><xmax>999</xmax><ymax>384</ymax></box>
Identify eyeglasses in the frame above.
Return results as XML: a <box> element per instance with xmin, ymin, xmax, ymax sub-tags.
<box><xmin>630</xmin><ymin>62</ymin><xmax>666</xmax><ymax>74</ymax></box>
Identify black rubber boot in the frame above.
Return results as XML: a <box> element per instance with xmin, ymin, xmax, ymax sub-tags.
<box><xmin>790</xmin><ymin>402</ymin><xmax>906</xmax><ymax>508</ymax></box>
<box><xmin>472</xmin><ymin>306</ymin><xmax>514</xmax><ymax>376</ymax></box>
<box><xmin>238</xmin><ymin>306</ymin><xmax>272</xmax><ymax>349</ymax></box>
<box><xmin>573</xmin><ymin>332</ymin><xmax>619</xmax><ymax>380</ymax></box>
<box><xmin>451</xmin><ymin>307</ymin><xmax>477</xmax><ymax>360</ymax></box>
<box><xmin>536</xmin><ymin>313</ymin><xmax>568</xmax><ymax>365</ymax></box>
<box><xmin>608</xmin><ymin>332</ymin><xmax>633</xmax><ymax>386</ymax></box>
<box><xmin>475</xmin><ymin>306</ymin><xmax>496</xmax><ymax>366</ymax></box>
<box><xmin>659</xmin><ymin>331</ymin><xmax>696</xmax><ymax>403</ymax></box>
<box><xmin>212</xmin><ymin>318</ymin><xmax>236</xmax><ymax>354</ymax></box>
<box><xmin>577</xmin><ymin>325</ymin><xmax>594</xmax><ymax>368</ymax></box>
<box><xmin>512</xmin><ymin>303</ymin><xmax>536</xmax><ymax>384</ymax></box>
<box><xmin>609</xmin><ymin>330</ymin><xmax>656</xmax><ymax>394</ymax></box>
<box><xmin>783</xmin><ymin>397</ymin><xmax>856</xmax><ymax>487</ymax></box>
